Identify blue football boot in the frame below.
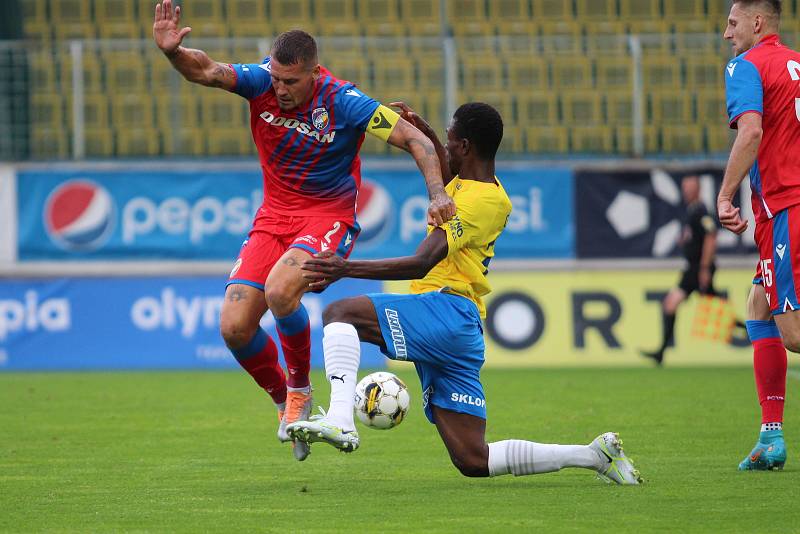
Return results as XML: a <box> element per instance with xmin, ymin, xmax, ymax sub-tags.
<box><xmin>738</xmin><ymin>430</ymin><xmax>786</xmax><ymax>471</ymax></box>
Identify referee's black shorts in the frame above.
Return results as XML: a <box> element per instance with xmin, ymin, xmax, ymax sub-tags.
<box><xmin>678</xmin><ymin>265</ymin><xmax>717</xmax><ymax>296</ymax></box>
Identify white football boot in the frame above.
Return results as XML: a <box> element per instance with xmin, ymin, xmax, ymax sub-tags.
<box><xmin>589</xmin><ymin>432</ymin><xmax>642</xmax><ymax>485</ymax></box>
<box><xmin>287</xmin><ymin>409</ymin><xmax>360</xmax><ymax>454</ymax></box>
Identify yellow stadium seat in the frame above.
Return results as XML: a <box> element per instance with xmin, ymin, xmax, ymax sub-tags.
<box><xmin>596</xmin><ymin>57</ymin><xmax>633</xmax><ymax>90</ymax></box>
<box><xmin>60</xmin><ymin>52</ymin><xmax>103</xmax><ymax>94</ymax></box>
<box><xmin>518</xmin><ymin>93</ymin><xmax>558</xmax><ymax>125</ymax></box>
<box><xmin>407</xmin><ymin>22</ymin><xmax>445</xmax><ymax>53</ymax></box>
<box><xmin>614</xmin><ymin>126</ymin><xmax>659</xmax><ymax>154</ymax></box>
<box><xmin>315</xmin><ymin>22</ymin><xmax>363</xmax><ymax>56</ymax></box>
<box><xmin>363</xmin><ymin>23</ymin><xmax>408</xmax><ymax>55</ymax></box>
<box><xmin>54</xmin><ymin>23</ymin><xmax>97</xmax><ymax>40</ymax></box>
<box><xmin>201</xmin><ymin>94</ymin><xmax>249</xmax><ymax>129</ymax></box>
<box><xmin>51</xmin><ymin>0</ymin><xmax>90</xmax><ymax>23</ymax></box>
<box><xmin>105</xmin><ymin>52</ymin><xmax>149</xmax><ymax>93</ymax></box>
<box><xmin>571</xmin><ymin>126</ymin><xmax>614</xmax><ymax>153</ymax></box>
<box><xmin>575</xmin><ymin>0</ymin><xmax>616</xmax><ymax>20</ymax></box>
<box><xmin>149</xmin><ymin>55</ymin><xmax>184</xmax><ymax>90</ymax></box>
<box><xmin>94</xmin><ymin>0</ymin><xmax>136</xmax><ymax>24</ymax></box>
<box><xmin>605</xmin><ymin>91</ymin><xmax>635</xmax><ymax>124</ymax></box>
<box><xmin>539</xmin><ymin>21</ymin><xmax>582</xmax><ymax>55</ymax></box>
<box><xmin>162</xmin><ymin>128</ymin><xmax>207</xmax><ymax>156</ymax></box>
<box><xmin>460</xmin><ymin>57</ymin><xmax>503</xmax><ymax>92</ymax></box>
<box><xmin>20</xmin><ymin>0</ymin><xmax>47</xmax><ymax>23</ymax></box>
<box><xmin>531</xmin><ymin>0</ymin><xmax>574</xmax><ymax>20</ymax></box>
<box><xmin>496</xmin><ymin>22</ymin><xmax>538</xmax><ymax>55</ymax></box>
<box><xmin>673</xmin><ymin>21</ymin><xmax>720</xmax><ymax>53</ymax></box>
<box><xmin>686</xmin><ymin>56</ymin><xmax>725</xmax><ymax>89</ymax></box>
<box><xmin>77</xmin><ymin>93</ymin><xmax>111</xmax><ymax>129</ymax></box>
<box><xmin>649</xmin><ymin>91</ymin><xmax>693</xmax><ymax>124</ymax></box>
<box><xmin>447</xmin><ymin>0</ymin><xmax>486</xmax><ymax>23</ymax></box>
<box><xmin>181</xmin><ymin>0</ymin><xmax>224</xmax><ymax>23</ymax></box>
<box><xmin>498</xmin><ymin>125</ymin><xmax>524</xmax><ymax>154</ymax></box>
<box><xmin>416</xmin><ymin>54</ymin><xmax>445</xmax><ymax>89</ymax></box>
<box><xmin>31</xmin><ymin>127</ymin><xmax>69</xmax><ymax>159</ymax></box>
<box><xmin>373</xmin><ymin>55</ymin><xmax>415</xmax><ymax>93</ymax></box>
<box><xmin>506</xmin><ymin>57</ymin><xmax>549</xmax><ymax>91</ymax></box>
<box><xmin>619</xmin><ymin>0</ymin><xmax>661</xmax><ymax>20</ymax></box>
<box><xmin>706</xmin><ymin>0</ymin><xmax>730</xmax><ymax>17</ymax></box>
<box><xmin>358</xmin><ymin>0</ymin><xmax>399</xmax><ymax>22</ymax></box>
<box><xmin>401</xmin><ymin>0</ymin><xmax>441</xmax><ymax>24</ymax></box>
<box><xmin>23</xmin><ymin>21</ymin><xmax>52</xmax><ymax>43</ymax></box>
<box><xmin>584</xmin><ymin>21</ymin><xmax>628</xmax><ymax>53</ymax></box>
<box><xmin>207</xmin><ymin>127</ymin><xmax>255</xmax><ymax>155</ymax></box>
<box><xmin>561</xmin><ymin>91</ymin><xmax>602</xmax><ymax>123</ymax></box>
<box><xmin>30</xmin><ymin>94</ymin><xmax>64</xmax><ymax>129</ymax></box>
<box><xmin>112</xmin><ymin>94</ymin><xmax>156</xmax><ymax>130</ymax></box>
<box><xmin>271</xmin><ymin>0</ymin><xmax>312</xmax><ymax>27</ymax></box>
<box><xmin>323</xmin><ymin>54</ymin><xmax>369</xmax><ymax>86</ymax></box>
<box><xmin>28</xmin><ymin>52</ymin><xmax>58</xmax><ymax>94</ymax></box>
<box><xmin>525</xmin><ymin>126</ymin><xmax>568</xmax><ymax>153</ymax></box>
<box><xmin>230</xmin><ymin>43</ymin><xmax>267</xmax><ymax>64</ymax></box>
<box><xmin>705</xmin><ymin>125</ymin><xmax>734</xmax><ymax>153</ymax></box>
<box><xmin>461</xmin><ymin>91</ymin><xmax>514</xmax><ymax>124</ymax></box>
<box><xmin>661</xmin><ymin>124</ymin><xmax>703</xmax><ymax>153</ymax></box>
<box><xmin>418</xmin><ymin>91</ymin><xmax>446</xmax><ymax>134</ymax></box>
<box><xmin>155</xmin><ymin>94</ymin><xmax>201</xmax><ymax>128</ymax></box>
<box><xmin>452</xmin><ymin>22</ymin><xmax>495</xmax><ymax>53</ymax></box>
<box><xmin>663</xmin><ymin>0</ymin><xmax>705</xmax><ymax>18</ymax></box>
<box><xmin>551</xmin><ymin>57</ymin><xmax>593</xmax><ymax>89</ymax></box>
<box><xmin>314</xmin><ymin>0</ymin><xmax>356</xmax><ymax>23</ymax></box>
<box><xmin>116</xmin><ymin>128</ymin><xmax>161</xmax><ymax>156</ymax></box>
<box><xmin>98</xmin><ymin>23</ymin><xmax>141</xmax><ymax>39</ymax></box>
<box><xmin>227</xmin><ymin>0</ymin><xmax>268</xmax><ymax>24</ymax></box>
<box><xmin>696</xmin><ymin>90</ymin><xmax>727</xmax><ymax>123</ymax></box>
<box><xmin>84</xmin><ymin>128</ymin><xmax>115</xmax><ymax>157</ymax></box>
<box><xmin>627</xmin><ymin>21</ymin><xmax>672</xmax><ymax>52</ymax></box>
<box><xmin>488</xmin><ymin>0</ymin><xmax>530</xmax><ymax>21</ymax></box>
<box><xmin>642</xmin><ymin>57</ymin><xmax>682</xmax><ymax>89</ymax></box>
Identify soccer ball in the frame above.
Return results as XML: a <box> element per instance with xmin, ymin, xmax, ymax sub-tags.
<box><xmin>354</xmin><ymin>372</ymin><xmax>410</xmax><ymax>430</ymax></box>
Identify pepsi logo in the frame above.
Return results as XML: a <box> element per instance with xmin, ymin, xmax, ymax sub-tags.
<box><xmin>356</xmin><ymin>179</ymin><xmax>393</xmax><ymax>248</ymax></box>
<box><xmin>44</xmin><ymin>180</ymin><xmax>115</xmax><ymax>251</ymax></box>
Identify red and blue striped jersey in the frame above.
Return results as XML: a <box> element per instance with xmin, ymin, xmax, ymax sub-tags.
<box><xmin>725</xmin><ymin>34</ymin><xmax>800</xmax><ymax>222</ymax></box>
<box><xmin>230</xmin><ymin>57</ymin><xmax>380</xmax><ymax>217</ymax></box>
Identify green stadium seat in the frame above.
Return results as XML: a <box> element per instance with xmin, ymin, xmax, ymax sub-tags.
<box><xmin>551</xmin><ymin>57</ymin><xmax>593</xmax><ymax>89</ymax></box>
<box><xmin>105</xmin><ymin>52</ymin><xmax>149</xmax><ymax>93</ymax></box>
<box><xmin>496</xmin><ymin>22</ymin><xmax>538</xmax><ymax>55</ymax></box>
<box><xmin>561</xmin><ymin>91</ymin><xmax>603</xmax><ymax>123</ymax></box>
<box><xmin>531</xmin><ymin>0</ymin><xmax>574</xmax><ymax>21</ymax></box>
<box><xmin>31</xmin><ymin>126</ymin><xmax>69</xmax><ymax>159</ymax></box>
<box><xmin>619</xmin><ymin>0</ymin><xmax>661</xmax><ymax>20</ymax></box>
<box><xmin>663</xmin><ymin>0</ymin><xmax>706</xmax><ymax>18</ymax></box>
<box><xmin>162</xmin><ymin>128</ymin><xmax>207</xmax><ymax>156</ymax></box>
<box><xmin>460</xmin><ymin>57</ymin><xmax>503</xmax><ymax>92</ymax></box>
<box><xmin>112</xmin><ymin>94</ymin><xmax>156</xmax><ymax>130</ymax></box>
<box><xmin>571</xmin><ymin>126</ymin><xmax>614</xmax><ymax>153</ymax></box>
<box><xmin>488</xmin><ymin>0</ymin><xmax>530</xmax><ymax>22</ymax></box>
<box><xmin>373</xmin><ymin>55</ymin><xmax>415</xmax><ymax>93</ymax></box>
<box><xmin>525</xmin><ymin>126</ymin><xmax>568</xmax><ymax>153</ymax></box>
<box><xmin>705</xmin><ymin>125</ymin><xmax>734</xmax><ymax>153</ymax></box>
<box><xmin>575</xmin><ymin>0</ymin><xmax>616</xmax><ymax>20</ymax></box>
<box><xmin>539</xmin><ymin>21</ymin><xmax>582</xmax><ymax>55</ymax></box>
<box><xmin>642</xmin><ymin>57</ymin><xmax>682</xmax><ymax>89</ymax></box>
<box><xmin>595</xmin><ymin>57</ymin><xmax>633</xmax><ymax>90</ymax></box>
<box><xmin>116</xmin><ymin>128</ymin><xmax>161</xmax><ymax>156</ymax></box>
<box><xmin>661</xmin><ymin>124</ymin><xmax>703</xmax><ymax>153</ymax></box>
<box><xmin>686</xmin><ymin>55</ymin><xmax>725</xmax><ymax>89</ymax></box>
<box><xmin>506</xmin><ymin>57</ymin><xmax>549</xmax><ymax>91</ymax></box>
<box><xmin>84</xmin><ymin>127</ymin><xmax>115</xmax><ymax>157</ymax></box>
<box><xmin>695</xmin><ymin>89</ymin><xmax>727</xmax><ymax>123</ymax></box>
<box><xmin>517</xmin><ymin>93</ymin><xmax>558</xmax><ymax>125</ymax></box>
<box><xmin>605</xmin><ymin>91</ymin><xmax>635</xmax><ymax>125</ymax></box>
<box><xmin>358</xmin><ymin>0</ymin><xmax>399</xmax><ymax>22</ymax></box>
<box><xmin>649</xmin><ymin>91</ymin><xmax>693</xmax><ymax>124</ymax></box>
<box><xmin>51</xmin><ymin>0</ymin><xmax>90</xmax><ymax>23</ymax></box>
<box><xmin>614</xmin><ymin>126</ymin><xmax>659</xmax><ymax>154</ymax></box>
<box><xmin>447</xmin><ymin>0</ymin><xmax>486</xmax><ymax>23</ymax></box>
<box><xmin>584</xmin><ymin>21</ymin><xmax>629</xmax><ymax>53</ymax></box>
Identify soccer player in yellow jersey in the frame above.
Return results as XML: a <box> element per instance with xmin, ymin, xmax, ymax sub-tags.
<box><xmin>287</xmin><ymin>103</ymin><xmax>641</xmax><ymax>484</ymax></box>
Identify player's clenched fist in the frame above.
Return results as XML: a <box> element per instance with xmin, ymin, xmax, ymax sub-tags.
<box><xmin>428</xmin><ymin>192</ymin><xmax>456</xmax><ymax>227</ymax></box>
<box><xmin>716</xmin><ymin>196</ymin><xmax>748</xmax><ymax>235</ymax></box>
<box><xmin>153</xmin><ymin>0</ymin><xmax>192</xmax><ymax>55</ymax></box>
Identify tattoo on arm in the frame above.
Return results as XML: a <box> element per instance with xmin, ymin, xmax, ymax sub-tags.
<box><xmin>208</xmin><ymin>64</ymin><xmax>234</xmax><ymax>88</ymax></box>
<box><xmin>407</xmin><ymin>137</ymin><xmax>437</xmax><ymax>157</ymax></box>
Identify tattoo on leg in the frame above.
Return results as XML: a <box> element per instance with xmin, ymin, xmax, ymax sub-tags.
<box><xmin>227</xmin><ymin>288</ymin><xmax>248</xmax><ymax>302</ymax></box>
<box><xmin>282</xmin><ymin>256</ymin><xmax>300</xmax><ymax>267</ymax></box>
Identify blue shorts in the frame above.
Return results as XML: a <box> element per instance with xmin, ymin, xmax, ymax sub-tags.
<box><xmin>367</xmin><ymin>291</ymin><xmax>486</xmax><ymax>423</ymax></box>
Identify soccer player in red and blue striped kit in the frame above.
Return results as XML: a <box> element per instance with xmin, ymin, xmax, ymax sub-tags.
<box><xmin>718</xmin><ymin>0</ymin><xmax>800</xmax><ymax>470</ymax></box>
<box><xmin>152</xmin><ymin>0</ymin><xmax>455</xmax><ymax>461</ymax></box>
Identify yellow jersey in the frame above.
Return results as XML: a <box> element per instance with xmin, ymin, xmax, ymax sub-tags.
<box><xmin>409</xmin><ymin>175</ymin><xmax>512</xmax><ymax>318</ymax></box>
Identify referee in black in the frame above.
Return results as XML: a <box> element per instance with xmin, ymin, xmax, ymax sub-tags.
<box><xmin>642</xmin><ymin>175</ymin><xmax>721</xmax><ymax>365</ymax></box>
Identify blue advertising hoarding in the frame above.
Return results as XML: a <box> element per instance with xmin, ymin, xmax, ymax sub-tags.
<box><xmin>0</xmin><ymin>276</ymin><xmax>385</xmax><ymax>371</ymax></box>
<box><xmin>17</xmin><ymin>165</ymin><xmax>574</xmax><ymax>261</ymax></box>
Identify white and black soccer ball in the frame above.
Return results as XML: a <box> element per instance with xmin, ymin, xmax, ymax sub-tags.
<box><xmin>354</xmin><ymin>372</ymin><xmax>410</xmax><ymax>430</ymax></box>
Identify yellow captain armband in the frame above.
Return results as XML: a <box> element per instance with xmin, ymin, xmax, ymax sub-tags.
<box><xmin>366</xmin><ymin>104</ymin><xmax>400</xmax><ymax>142</ymax></box>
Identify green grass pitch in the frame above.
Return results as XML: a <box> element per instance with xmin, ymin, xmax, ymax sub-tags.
<box><xmin>3</xmin><ymin>367</ymin><xmax>800</xmax><ymax>532</ymax></box>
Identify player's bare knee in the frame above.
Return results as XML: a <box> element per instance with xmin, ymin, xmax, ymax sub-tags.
<box><xmin>264</xmin><ymin>285</ymin><xmax>300</xmax><ymax>317</ymax></box>
<box><xmin>450</xmin><ymin>452</ymin><xmax>489</xmax><ymax>478</ymax></box>
<box><xmin>782</xmin><ymin>332</ymin><xmax>800</xmax><ymax>353</ymax></box>
<box><xmin>219</xmin><ymin>315</ymin><xmax>255</xmax><ymax>350</ymax></box>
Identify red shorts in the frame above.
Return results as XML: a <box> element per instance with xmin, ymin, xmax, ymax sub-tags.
<box><xmin>227</xmin><ymin>208</ymin><xmax>359</xmax><ymax>290</ymax></box>
<box><xmin>752</xmin><ymin>204</ymin><xmax>800</xmax><ymax>315</ymax></box>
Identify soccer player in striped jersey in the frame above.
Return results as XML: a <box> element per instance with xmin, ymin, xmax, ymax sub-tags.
<box><xmin>287</xmin><ymin>102</ymin><xmax>641</xmax><ymax>484</ymax></box>
<box><xmin>152</xmin><ymin>1</ymin><xmax>455</xmax><ymax>461</ymax></box>
<box><xmin>718</xmin><ymin>0</ymin><xmax>800</xmax><ymax>470</ymax></box>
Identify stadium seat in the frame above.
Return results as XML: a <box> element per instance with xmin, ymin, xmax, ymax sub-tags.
<box><xmin>162</xmin><ymin>128</ymin><xmax>207</xmax><ymax>156</ymax></box>
<box><xmin>649</xmin><ymin>91</ymin><xmax>693</xmax><ymax>124</ymax></box>
<box><xmin>358</xmin><ymin>0</ymin><xmax>399</xmax><ymax>22</ymax></box>
<box><xmin>561</xmin><ymin>91</ymin><xmax>603</xmax><ymax>124</ymax></box>
<box><xmin>447</xmin><ymin>0</ymin><xmax>487</xmax><ymax>23</ymax></box>
<box><xmin>416</xmin><ymin>54</ymin><xmax>446</xmax><ymax>89</ymax></box>
<box><xmin>571</xmin><ymin>126</ymin><xmax>614</xmax><ymax>153</ymax></box>
<box><xmin>614</xmin><ymin>126</ymin><xmax>659</xmax><ymax>154</ymax></box>
<box><xmin>663</xmin><ymin>0</ymin><xmax>705</xmax><ymax>18</ymax></box>
<box><xmin>673</xmin><ymin>21</ymin><xmax>719</xmax><ymax>53</ymax></box>
<box><xmin>154</xmin><ymin>93</ymin><xmax>201</xmax><ymax>129</ymax></box>
<box><xmin>551</xmin><ymin>57</ymin><xmax>593</xmax><ymax>89</ymax></box>
<box><xmin>54</xmin><ymin>23</ymin><xmax>97</xmax><ymax>40</ymax></box>
<box><xmin>84</xmin><ymin>128</ymin><xmax>115</xmax><ymax>157</ymax></box>
<box><xmin>322</xmin><ymin>54</ymin><xmax>369</xmax><ymax>86</ymax></box>
<box><xmin>695</xmin><ymin>89</ymin><xmax>727</xmax><ymax>123</ymax></box>
<box><xmin>60</xmin><ymin>52</ymin><xmax>103</xmax><ymax>94</ymax></box>
<box><xmin>116</xmin><ymin>128</ymin><xmax>161</xmax><ymax>156</ymax></box>
<box><xmin>686</xmin><ymin>56</ymin><xmax>725</xmax><ymax>89</ymax></box>
<box><xmin>539</xmin><ymin>21</ymin><xmax>582</xmax><ymax>55</ymax></box>
<box><xmin>496</xmin><ymin>22</ymin><xmax>538</xmax><ymax>55</ymax></box>
<box><xmin>372</xmin><ymin>55</ymin><xmax>415</xmax><ymax>93</ymax></box>
<box><xmin>51</xmin><ymin>0</ymin><xmax>90</xmax><ymax>23</ymax></box>
<box><xmin>23</xmin><ymin>21</ymin><xmax>52</xmax><ymax>43</ymax></box>
<box><xmin>584</xmin><ymin>21</ymin><xmax>629</xmax><ymax>54</ymax></box>
<box><xmin>112</xmin><ymin>94</ymin><xmax>156</xmax><ymax>130</ymax></box>
<box><xmin>28</xmin><ymin>51</ymin><xmax>58</xmax><ymax>94</ymax></box>
<box><xmin>270</xmin><ymin>0</ymin><xmax>312</xmax><ymax>27</ymax></box>
<box><xmin>619</xmin><ymin>0</ymin><xmax>661</xmax><ymax>20</ymax></box>
<box><xmin>78</xmin><ymin>94</ymin><xmax>111</xmax><ymax>130</ymax></box>
<box><xmin>30</xmin><ymin>94</ymin><xmax>64</xmax><ymax>129</ymax></box>
<box><xmin>226</xmin><ymin>0</ymin><xmax>268</xmax><ymax>25</ymax></box>
<box><xmin>627</xmin><ymin>21</ymin><xmax>672</xmax><ymax>53</ymax></box>
<box><xmin>525</xmin><ymin>126</ymin><xmax>568</xmax><ymax>153</ymax></box>
<box><xmin>575</xmin><ymin>0</ymin><xmax>616</xmax><ymax>20</ymax></box>
<box><xmin>149</xmin><ymin>54</ymin><xmax>184</xmax><ymax>90</ymax></box>
<box><xmin>531</xmin><ymin>0</ymin><xmax>574</xmax><ymax>20</ymax></box>
<box><xmin>95</xmin><ymin>0</ymin><xmax>136</xmax><ymax>24</ymax></box>
<box><xmin>488</xmin><ymin>0</ymin><xmax>530</xmax><ymax>21</ymax></box>
<box><xmin>498</xmin><ymin>125</ymin><xmax>524</xmax><ymax>154</ymax></box>
<box><xmin>452</xmin><ymin>22</ymin><xmax>496</xmax><ymax>54</ymax></box>
<box><xmin>20</xmin><ymin>0</ymin><xmax>47</xmax><ymax>24</ymax></box>
<box><xmin>506</xmin><ymin>57</ymin><xmax>549</xmax><ymax>91</ymax></box>
<box><xmin>363</xmin><ymin>23</ymin><xmax>409</xmax><ymax>55</ymax></box>
<box><xmin>98</xmin><ymin>23</ymin><xmax>142</xmax><ymax>39</ymax></box>
<box><xmin>460</xmin><ymin>57</ymin><xmax>503</xmax><ymax>92</ymax></box>
<box><xmin>605</xmin><ymin>91</ymin><xmax>635</xmax><ymax>125</ymax></box>
<box><xmin>229</xmin><ymin>21</ymin><xmax>274</xmax><ymax>39</ymax></box>
<box><xmin>706</xmin><ymin>0</ymin><xmax>731</xmax><ymax>17</ymax></box>
<box><xmin>462</xmin><ymin>91</ymin><xmax>514</xmax><ymax>124</ymax></box>
<box><xmin>407</xmin><ymin>21</ymin><xmax>446</xmax><ymax>54</ymax></box>
<box><xmin>661</xmin><ymin>124</ymin><xmax>704</xmax><ymax>153</ymax></box>
<box><xmin>642</xmin><ymin>57</ymin><xmax>682</xmax><ymax>89</ymax></box>
<box><xmin>316</xmin><ymin>22</ymin><xmax>364</xmax><ymax>56</ymax></box>
<box><xmin>206</xmin><ymin>127</ymin><xmax>255</xmax><ymax>155</ymax></box>
<box><xmin>200</xmin><ymin>93</ymin><xmax>249</xmax><ymax>129</ymax></box>
<box><xmin>30</xmin><ymin>126</ymin><xmax>68</xmax><ymax>159</ymax></box>
<box><xmin>313</xmin><ymin>0</ymin><xmax>356</xmax><ymax>23</ymax></box>
<box><xmin>517</xmin><ymin>93</ymin><xmax>559</xmax><ymax>125</ymax></box>
<box><xmin>595</xmin><ymin>57</ymin><xmax>633</xmax><ymax>90</ymax></box>
<box><xmin>105</xmin><ymin>52</ymin><xmax>149</xmax><ymax>93</ymax></box>
<box><xmin>401</xmin><ymin>0</ymin><xmax>442</xmax><ymax>24</ymax></box>
<box><xmin>705</xmin><ymin>125</ymin><xmax>734</xmax><ymax>153</ymax></box>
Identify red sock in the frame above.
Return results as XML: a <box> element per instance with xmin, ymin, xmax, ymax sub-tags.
<box><xmin>275</xmin><ymin>305</ymin><xmax>311</xmax><ymax>389</ymax></box>
<box><xmin>233</xmin><ymin>330</ymin><xmax>287</xmax><ymax>405</ymax></box>
<box><xmin>753</xmin><ymin>337</ymin><xmax>787</xmax><ymax>424</ymax></box>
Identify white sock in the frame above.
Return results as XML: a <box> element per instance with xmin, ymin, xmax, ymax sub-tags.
<box><xmin>322</xmin><ymin>322</ymin><xmax>360</xmax><ymax>431</ymax></box>
<box><xmin>488</xmin><ymin>440</ymin><xmax>602</xmax><ymax>477</ymax></box>
<box><xmin>762</xmin><ymin>422</ymin><xmax>782</xmax><ymax>432</ymax></box>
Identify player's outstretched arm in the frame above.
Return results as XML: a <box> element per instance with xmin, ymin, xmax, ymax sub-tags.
<box><xmin>302</xmin><ymin>229</ymin><xmax>448</xmax><ymax>291</ymax></box>
<box><xmin>390</xmin><ymin>101</ymin><xmax>452</xmax><ymax>186</ymax></box>
<box><xmin>153</xmin><ymin>0</ymin><xmax>236</xmax><ymax>90</ymax></box>
<box><xmin>717</xmin><ymin>112</ymin><xmax>762</xmax><ymax>234</ymax></box>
